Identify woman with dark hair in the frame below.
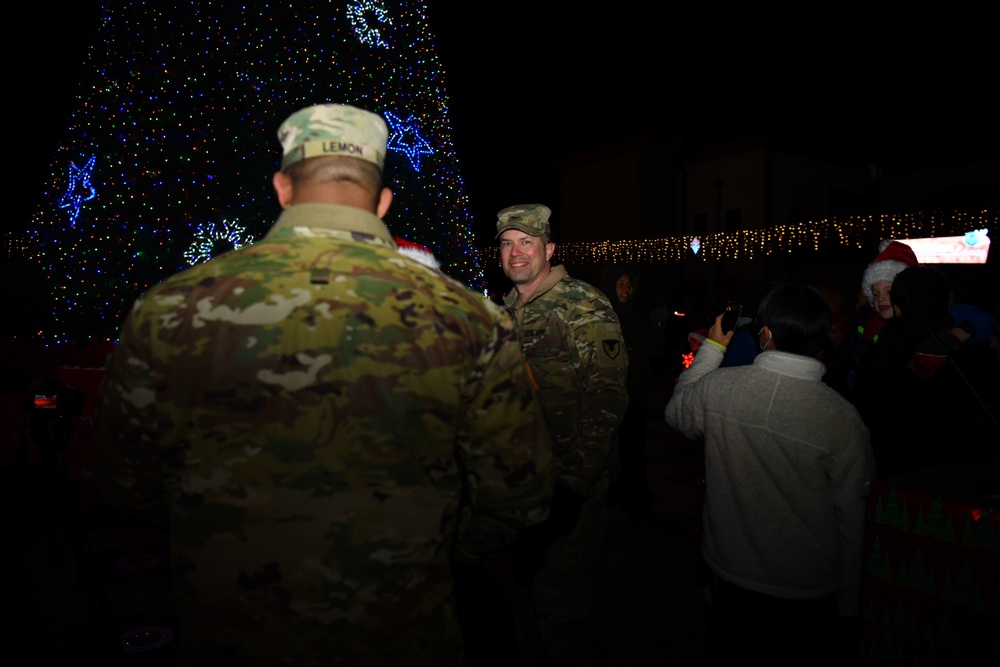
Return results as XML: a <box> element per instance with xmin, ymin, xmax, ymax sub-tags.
<box><xmin>599</xmin><ymin>265</ymin><xmax>652</xmax><ymax>515</ymax></box>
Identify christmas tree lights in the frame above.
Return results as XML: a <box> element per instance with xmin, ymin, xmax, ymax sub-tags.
<box><xmin>28</xmin><ymin>0</ymin><xmax>486</xmax><ymax>345</ymax></box>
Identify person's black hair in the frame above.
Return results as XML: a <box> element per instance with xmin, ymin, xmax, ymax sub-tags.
<box><xmin>890</xmin><ymin>265</ymin><xmax>950</xmax><ymax>320</ymax></box>
<box><xmin>757</xmin><ymin>283</ymin><xmax>831</xmax><ymax>357</ymax></box>
<box><xmin>598</xmin><ymin>264</ymin><xmax>635</xmax><ymax>308</ymax></box>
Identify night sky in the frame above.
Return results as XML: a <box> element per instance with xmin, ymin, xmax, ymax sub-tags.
<box><xmin>13</xmin><ymin>2</ymin><xmax>998</xmax><ymax>243</ymax></box>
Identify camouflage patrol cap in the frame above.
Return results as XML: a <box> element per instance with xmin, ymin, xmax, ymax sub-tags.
<box><xmin>496</xmin><ymin>204</ymin><xmax>551</xmax><ymax>238</ymax></box>
<box><xmin>277</xmin><ymin>103</ymin><xmax>388</xmax><ymax>171</ymax></box>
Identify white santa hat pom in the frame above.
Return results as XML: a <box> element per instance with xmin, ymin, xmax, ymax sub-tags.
<box><xmin>394</xmin><ymin>236</ymin><xmax>441</xmax><ymax>270</ymax></box>
<box><xmin>861</xmin><ymin>240</ymin><xmax>919</xmax><ymax>297</ymax></box>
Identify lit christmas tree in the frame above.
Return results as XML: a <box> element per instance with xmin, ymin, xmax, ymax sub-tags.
<box><xmin>29</xmin><ymin>0</ymin><xmax>485</xmax><ymax>345</ymax></box>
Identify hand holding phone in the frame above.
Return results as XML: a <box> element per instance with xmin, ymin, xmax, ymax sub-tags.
<box><xmin>720</xmin><ymin>303</ymin><xmax>742</xmax><ymax>335</ymax></box>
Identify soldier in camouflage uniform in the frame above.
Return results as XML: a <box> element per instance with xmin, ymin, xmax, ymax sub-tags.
<box><xmin>496</xmin><ymin>204</ymin><xmax>629</xmax><ymax>667</ymax></box>
<box><xmin>94</xmin><ymin>103</ymin><xmax>555</xmax><ymax>667</ymax></box>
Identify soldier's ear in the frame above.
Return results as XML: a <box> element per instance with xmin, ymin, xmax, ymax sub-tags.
<box><xmin>545</xmin><ymin>242</ymin><xmax>555</xmax><ymax>262</ymax></box>
<box><xmin>376</xmin><ymin>187</ymin><xmax>393</xmax><ymax>218</ymax></box>
<box><xmin>273</xmin><ymin>172</ymin><xmax>294</xmax><ymax>210</ymax></box>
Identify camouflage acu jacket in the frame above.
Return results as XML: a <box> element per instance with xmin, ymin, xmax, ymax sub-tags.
<box><xmin>503</xmin><ymin>264</ymin><xmax>628</xmax><ymax>495</ymax></box>
<box><xmin>94</xmin><ymin>203</ymin><xmax>554</xmax><ymax>666</ymax></box>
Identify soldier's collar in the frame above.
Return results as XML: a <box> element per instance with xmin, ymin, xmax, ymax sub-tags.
<box><xmin>269</xmin><ymin>203</ymin><xmax>395</xmax><ymax>244</ymax></box>
<box><xmin>504</xmin><ymin>264</ymin><xmax>567</xmax><ymax>308</ymax></box>
<box><xmin>525</xmin><ymin>264</ymin><xmax>567</xmax><ymax>303</ymax></box>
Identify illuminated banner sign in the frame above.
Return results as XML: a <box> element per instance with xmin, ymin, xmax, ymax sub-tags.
<box><xmin>897</xmin><ymin>229</ymin><xmax>991</xmax><ymax>265</ymax></box>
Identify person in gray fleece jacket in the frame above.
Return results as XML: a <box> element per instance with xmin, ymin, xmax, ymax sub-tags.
<box><xmin>665</xmin><ymin>282</ymin><xmax>874</xmax><ymax>666</ymax></box>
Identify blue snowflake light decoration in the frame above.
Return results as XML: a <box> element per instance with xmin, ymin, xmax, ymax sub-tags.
<box><xmin>963</xmin><ymin>228</ymin><xmax>989</xmax><ymax>246</ymax></box>
<box><xmin>690</xmin><ymin>237</ymin><xmax>701</xmax><ymax>255</ymax></box>
<box><xmin>57</xmin><ymin>155</ymin><xmax>97</xmax><ymax>226</ymax></box>
<box><xmin>347</xmin><ymin>0</ymin><xmax>392</xmax><ymax>48</ymax></box>
<box><xmin>384</xmin><ymin>111</ymin><xmax>434</xmax><ymax>171</ymax></box>
<box><xmin>184</xmin><ymin>219</ymin><xmax>253</xmax><ymax>265</ymax></box>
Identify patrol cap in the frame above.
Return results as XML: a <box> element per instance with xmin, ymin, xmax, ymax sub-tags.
<box><xmin>277</xmin><ymin>103</ymin><xmax>388</xmax><ymax>172</ymax></box>
<box><xmin>496</xmin><ymin>204</ymin><xmax>551</xmax><ymax>239</ymax></box>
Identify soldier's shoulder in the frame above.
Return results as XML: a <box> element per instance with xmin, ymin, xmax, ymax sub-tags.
<box><xmin>129</xmin><ymin>260</ymin><xmax>209</xmax><ymax>309</ymax></box>
<box><xmin>555</xmin><ymin>274</ymin><xmax>604</xmax><ymax>299</ymax></box>
<box><xmin>414</xmin><ymin>264</ymin><xmax>506</xmax><ymax>321</ymax></box>
<box><xmin>555</xmin><ymin>275</ymin><xmax>616</xmax><ymax>315</ymax></box>
<box><xmin>383</xmin><ymin>257</ymin><xmax>513</xmax><ymax>341</ymax></box>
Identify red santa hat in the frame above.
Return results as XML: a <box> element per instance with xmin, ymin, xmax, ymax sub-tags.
<box><xmin>394</xmin><ymin>236</ymin><xmax>441</xmax><ymax>270</ymax></box>
<box><xmin>861</xmin><ymin>240</ymin><xmax>918</xmax><ymax>297</ymax></box>
<box><xmin>687</xmin><ymin>327</ymin><xmax>708</xmax><ymax>351</ymax></box>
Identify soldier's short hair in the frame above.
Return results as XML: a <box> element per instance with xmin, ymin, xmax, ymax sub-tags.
<box><xmin>285</xmin><ymin>154</ymin><xmax>383</xmax><ymax>194</ymax></box>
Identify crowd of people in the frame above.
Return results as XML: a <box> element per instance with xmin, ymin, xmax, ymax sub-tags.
<box><xmin>659</xmin><ymin>238</ymin><xmax>998</xmax><ymax>666</ymax></box>
<box><xmin>87</xmin><ymin>101</ymin><xmax>998</xmax><ymax>667</ymax></box>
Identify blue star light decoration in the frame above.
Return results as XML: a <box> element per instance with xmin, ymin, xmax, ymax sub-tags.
<box><xmin>384</xmin><ymin>112</ymin><xmax>434</xmax><ymax>171</ymax></box>
<box><xmin>346</xmin><ymin>0</ymin><xmax>392</xmax><ymax>48</ymax></box>
<box><xmin>690</xmin><ymin>237</ymin><xmax>701</xmax><ymax>255</ymax></box>
<box><xmin>184</xmin><ymin>219</ymin><xmax>253</xmax><ymax>266</ymax></box>
<box><xmin>57</xmin><ymin>155</ymin><xmax>97</xmax><ymax>226</ymax></box>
